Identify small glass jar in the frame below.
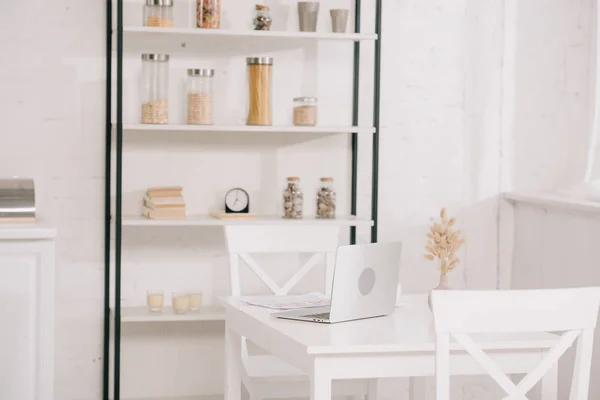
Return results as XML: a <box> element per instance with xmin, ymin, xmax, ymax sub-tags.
<box><xmin>197</xmin><ymin>0</ymin><xmax>221</xmax><ymax>28</ymax></box>
<box><xmin>247</xmin><ymin>57</ymin><xmax>273</xmax><ymax>126</ymax></box>
<box><xmin>186</xmin><ymin>68</ymin><xmax>214</xmax><ymax>125</ymax></box>
<box><xmin>144</xmin><ymin>0</ymin><xmax>174</xmax><ymax>28</ymax></box>
<box><xmin>188</xmin><ymin>292</ymin><xmax>203</xmax><ymax>311</ymax></box>
<box><xmin>141</xmin><ymin>53</ymin><xmax>170</xmax><ymax>124</ymax></box>
<box><xmin>316</xmin><ymin>178</ymin><xmax>336</xmax><ymax>219</ymax></box>
<box><xmin>146</xmin><ymin>290</ymin><xmax>164</xmax><ymax>312</ymax></box>
<box><xmin>253</xmin><ymin>5</ymin><xmax>272</xmax><ymax>31</ymax></box>
<box><xmin>293</xmin><ymin>97</ymin><xmax>317</xmax><ymax>126</ymax></box>
<box><xmin>283</xmin><ymin>177</ymin><xmax>303</xmax><ymax>219</ymax></box>
<box><xmin>172</xmin><ymin>292</ymin><xmax>190</xmax><ymax>314</ymax></box>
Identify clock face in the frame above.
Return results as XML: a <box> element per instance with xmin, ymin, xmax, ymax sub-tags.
<box><xmin>225</xmin><ymin>188</ymin><xmax>249</xmax><ymax>213</ymax></box>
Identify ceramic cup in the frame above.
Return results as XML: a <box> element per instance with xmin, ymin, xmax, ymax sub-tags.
<box><xmin>298</xmin><ymin>2</ymin><xmax>320</xmax><ymax>32</ymax></box>
<box><xmin>330</xmin><ymin>9</ymin><xmax>349</xmax><ymax>33</ymax></box>
<box><xmin>146</xmin><ymin>290</ymin><xmax>164</xmax><ymax>312</ymax></box>
<box><xmin>188</xmin><ymin>292</ymin><xmax>203</xmax><ymax>311</ymax></box>
<box><xmin>172</xmin><ymin>292</ymin><xmax>190</xmax><ymax>314</ymax></box>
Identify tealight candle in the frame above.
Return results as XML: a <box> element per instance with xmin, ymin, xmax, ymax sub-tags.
<box><xmin>147</xmin><ymin>290</ymin><xmax>164</xmax><ymax>312</ymax></box>
<box><xmin>172</xmin><ymin>292</ymin><xmax>190</xmax><ymax>314</ymax></box>
<box><xmin>189</xmin><ymin>292</ymin><xmax>203</xmax><ymax>311</ymax></box>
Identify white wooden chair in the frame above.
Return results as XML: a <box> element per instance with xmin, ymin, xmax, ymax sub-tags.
<box><xmin>224</xmin><ymin>225</ymin><xmax>373</xmax><ymax>400</ymax></box>
<box><xmin>431</xmin><ymin>287</ymin><xmax>600</xmax><ymax>400</ymax></box>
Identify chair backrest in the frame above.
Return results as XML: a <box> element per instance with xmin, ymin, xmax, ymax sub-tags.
<box><xmin>224</xmin><ymin>225</ymin><xmax>341</xmax><ymax>297</ymax></box>
<box><xmin>431</xmin><ymin>288</ymin><xmax>600</xmax><ymax>400</ymax></box>
<box><xmin>224</xmin><ymin>225</ymin><xmax>341</xmax><ymax>364</ymax></box>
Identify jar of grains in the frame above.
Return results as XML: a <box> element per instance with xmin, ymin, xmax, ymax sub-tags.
<box><xmin>293</xmin><ymin>97</ymin><xmax>317</xmax><ymax>126</ymax></box>
<box><xmin>316</xmin><ymin>177</ymin><xmax>336</xmax><ymax>219</ymax></box>
<box><xmin>283</xmin><ymin>177</ymin><xmax>303</xmax><ymax>219</ymax></box>
<box><xmin>144</xmin><ymin>0</ymin><xmax>174</xmax><ymax>27</ymax></box>
<box><xmin>141</xmin><ymin>54</ymin><xmax>170</xmax><ymax>124</ymax></box>
<box><xmin>246</xmin><ymin>57</ymin><xmax>273</xmax><ymax>126</ymax></box>
<box><xmin>197</xmin><ymin>0</ymin><xmax>221</xmax><ymax>28</ymax></box>
<box><xmin>186</xmin><ymin>68</ymin><xmax>214</xmax><ymax>125</ymax></box>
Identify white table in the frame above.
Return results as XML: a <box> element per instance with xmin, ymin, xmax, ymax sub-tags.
<box><xmin>223</xmin><ymin>294</ymin><xmax>560</xmax><ymax>400</ymax></box>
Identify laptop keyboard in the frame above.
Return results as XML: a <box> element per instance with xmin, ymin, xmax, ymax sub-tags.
<box><xmin>303</xmin><ymin>312</ymin><xmax>330</xmax><ymax>320</ymax></box>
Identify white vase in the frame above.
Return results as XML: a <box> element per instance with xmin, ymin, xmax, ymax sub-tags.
<box><xmin>428</xmin><ymin>273</ymin><xmax>449</xmax><ymax>311</ymax></box>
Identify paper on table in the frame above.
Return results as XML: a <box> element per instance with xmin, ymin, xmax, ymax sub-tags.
<box><xmin>241</xmin><ymin>293</ymin><xmax>330</xmax><ymax>310</ymax></box>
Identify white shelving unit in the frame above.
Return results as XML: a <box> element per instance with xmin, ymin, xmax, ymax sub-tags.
<box><xmin>117</xmin><ymin>306</ymin><xmax>225</xmax><ymax>322</ymax></box>
<box><xmin>106</xmin><ymin>0</ymin><xmax>382</xmax><ymax>398</ymax></box>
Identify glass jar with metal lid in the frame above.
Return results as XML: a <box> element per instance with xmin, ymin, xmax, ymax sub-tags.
<box><xmin>141</xmin><ymin>54</ymin><xmax>170</xmax><ymax>125</ymax></box>
<box><xmin>144</xmin><ymin>0</ymin><xmax>174</xmax><ymax>28</ymax></box>
<box><xmin>246</xmin><ymin>57</ymin><xmax>273</xmax><ymax>126</ymax></box>
<box><xmin>293</xmin><ymin>97</ymin><xmax>317</xmax><ymax>126</ymax></box>
<box><xmin>186</xmin><ymin>68</ymin><xmax>214</xmax><ymax>125</ymax></box>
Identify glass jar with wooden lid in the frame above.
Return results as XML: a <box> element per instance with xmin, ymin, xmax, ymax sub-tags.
<box><xmin>316</xmin><ymin>177</ymin><xmax>336</xmax><ymax>219</ymax></box>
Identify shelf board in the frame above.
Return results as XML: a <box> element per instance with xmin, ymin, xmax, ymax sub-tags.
<box><xmin>121</xmin><ymin>124</ymin><xmax>375</xmax><ymax>135</ymax></box>
<box><xmin>122</xmin><ymin>396</ymin><xmax>207</xmax><ymax>400</ymax></box>
<box><xmin>123</xmin><ymin>26</ymin><xmax>378</xmax><ymax>42</ymax></box>
<box><xmin>503</xmin><ymin>192</ymin><xmax>600</xmax><ymax>215</ymax></box>
<box><xmin>118</xmin><ymin>306</ymin><xmax>225</xmax><ymax>323</ymax></box>
<box><xmin>122</xmin><ymin>215</ymin><xmax>373</xmax><ymax>227</ymax></box>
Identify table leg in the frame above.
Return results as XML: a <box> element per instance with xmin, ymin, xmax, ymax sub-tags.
<box><xmin>311</xmin><ymin>371</ymin><xmax>331</xmax><ymax>400</ymax></box>
<box><xmin>225</xmin><ymin>327</ymin><xmax>242</xmax><ymax>400</ymax></box>
<box><xmin>541</xmin><ymin>363</ymin><xmax>558</xmax><ymax>400</ymax></box>
<box><xmin>367</xmin><ymin>379</ymin><xmax>379</xmax><ymax>400</ymax></box>
<box><xmin>409</xmin><ymin>377</ymin><xmax>428</xmax><ymax>400</ymax></box>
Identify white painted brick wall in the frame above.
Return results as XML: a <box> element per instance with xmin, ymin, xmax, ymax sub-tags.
<box><xmin>0</xmin><ymin>0</ymin><xmax>592</xmax><ymax>399</ymax></box>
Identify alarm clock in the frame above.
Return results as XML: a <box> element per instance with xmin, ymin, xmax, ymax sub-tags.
<box><xmin>225</xmin><ymin>188</ymin><xmax>250</xmax><ymax>214</ymax></box>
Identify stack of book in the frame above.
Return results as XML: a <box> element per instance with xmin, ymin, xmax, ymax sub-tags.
<box><xmin>142</xmin><ymin>186</ymin><xmax>186</xmax><ymax>220</ymax></box>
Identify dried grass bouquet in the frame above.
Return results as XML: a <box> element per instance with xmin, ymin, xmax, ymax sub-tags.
<box><xmin>424</xmin><ymin>208</ymin><xmax>466</xmax><ymax>275</ymax></box>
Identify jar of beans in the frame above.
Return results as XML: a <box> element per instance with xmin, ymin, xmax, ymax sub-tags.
<box><xmin>144</xmin><ymin>0</ymin><xmax>174</xmax><ymax>27</ymax></box>
<box><xmin>316</xmin><ymin>178</ymin><xmax>336</xmax><ymax>219</ymax></box>
<box><xmin>197</xmin><ymin>0</ymin><xmax>221</xmax><ymax>28</ymax></box>
<box><xmin>293</xmin><ymin>97</ymin><xmax>317</xmax><ymax>126</ymax></box>
<box><xmin>141</xmin><ymin>54</ymin><xmax>170</xmax><ymax>124</ymax></box>
<box><xmin>283</xmin><ymin>177</ymin><xmax>303</xmax><ymax>219</ymax></box>
<box><xmin>253</xmin><ymin>5</ymin><xmax>272</xmax><ymax>31</ymax></box>
<box><xmin>186</xmin><ymin>68</ymin><xmax>214</xmax><ymax>125</ymax></box>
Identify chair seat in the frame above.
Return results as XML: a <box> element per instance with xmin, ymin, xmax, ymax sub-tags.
<box><xmin>245</xmin><ymin>355</ymin><xmax>306</xmax><ymax>382</ymax></box>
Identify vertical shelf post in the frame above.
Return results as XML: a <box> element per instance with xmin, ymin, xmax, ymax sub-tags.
<box><xmin>103</xmin><ymin>0</ymin><xmax>112</xmax><ymax>399</ymax></box>
<box><xmin>371</xmin><ymin>0</ymin><xmax>383</xmax><ymax>243</ymax></box>
<box><xmin>350</xmin><ymin>0</ymin><xmax>361</xmax><ymax>245</ymax></box>
<box><xmin>114</xmin><ymin>0</ymin><xmax>124</xmax><ymax>398</ymax></box>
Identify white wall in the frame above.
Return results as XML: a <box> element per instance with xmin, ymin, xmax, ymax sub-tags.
<box><xmin>508</xmin><ymin>0</ymin><xmax>594</xmax><ymax>192</ymax></box>
<box><xmin>0</xmin><ymin>0</ymin><xmax>593</xmax><ymax>399</ymax></box>
<box><xmin>510</xmin><ymin>201</ymin><xmax>600</xmax><ymax>399</ymax></box>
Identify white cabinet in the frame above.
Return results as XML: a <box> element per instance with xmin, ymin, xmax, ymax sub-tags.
<box><xmin>0</xmin><ymin>224</ymin><xmax>56</xmax><ymax>400</ymax></box>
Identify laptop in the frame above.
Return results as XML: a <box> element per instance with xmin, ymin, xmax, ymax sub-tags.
<box><xmin>274</xmin><ymin>242</ymin><xmax>402</xmax><ymax>324</ymax></box>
